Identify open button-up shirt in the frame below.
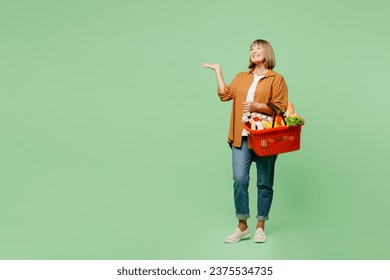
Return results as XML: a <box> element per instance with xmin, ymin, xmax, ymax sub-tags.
<box><xmin>217</xmin><ymin>69</ymin><xmax>288</xmax><ymax>148</ymax></box>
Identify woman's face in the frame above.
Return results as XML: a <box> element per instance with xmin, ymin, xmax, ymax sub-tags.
<box><xmin>250</xmin><ymin>44</ymin><xmax>265</xmax><ymax>64</ymax></box>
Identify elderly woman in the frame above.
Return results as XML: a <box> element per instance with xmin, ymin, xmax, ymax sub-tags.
<box><xmin>203</xmin><ymin>39</ymin><xmax>288</xmax><ymax>243</ymax></box>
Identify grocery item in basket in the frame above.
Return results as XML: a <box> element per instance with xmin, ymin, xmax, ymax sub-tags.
<box><xmin>286</xmin><ymin>116</ymin><xmax>304</xmax><ymax>126</ymax></box>
<box><xmin>286</xmin><ymin>101</ymin><xmax>297</xmax><ymax>117</ymax></box>
<box><xmin>242</xmin><ymin>101</ymin><xmax>305</xmax><ymax>130</ymax></box>
<box><xmin>242</xmin><ymin>112</ymin><xmax>273</xmax><ymax>130</ymax></box>
<box><xmin>285</xmin><ymin>101</ymin><xmax>305</xmax><ymax>126</ymax></box>
<box><xmin>242</xmin><ymin>111</ymin><xmax>286</xmax><ymax>129</ymax></box>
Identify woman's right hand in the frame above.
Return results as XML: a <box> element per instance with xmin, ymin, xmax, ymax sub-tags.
<box><xmin>202</xmin><ymin>62</ymin><xmax>226</xmax><ymax>94</ymax></box>
<box><xmin>202</xmin><ymin>62</ymin><xmax>221</xmax><ymax>72</ymax></box>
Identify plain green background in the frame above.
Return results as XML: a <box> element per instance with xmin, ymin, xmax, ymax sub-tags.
<box><xmin>1</xmin><ymin>0</ymin><xmax>389</xmax><ymax>259</ymax></box>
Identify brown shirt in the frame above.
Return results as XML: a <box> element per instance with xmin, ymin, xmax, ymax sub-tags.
<box><xmin>218</xmin><ymin>69</ymin><xmax>288</xmax><ymax>148</ymax></box>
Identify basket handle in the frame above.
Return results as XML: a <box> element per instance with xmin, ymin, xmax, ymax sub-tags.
<box><xmin>268</xmin><ymin>103</ymin><xmax>287</xmax><ymax>127</ymax></box>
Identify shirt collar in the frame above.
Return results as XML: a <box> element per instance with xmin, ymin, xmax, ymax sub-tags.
<box><xmin>248</xmin><ymin>68</ymin><xmax>276</xmax><ymax>77</ymax></box>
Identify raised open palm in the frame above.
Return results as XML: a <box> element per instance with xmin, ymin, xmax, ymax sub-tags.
<box><xmin>202</xmin><ymin>62</ymin><xmax>221</xmax><ymax>71</ymax></box>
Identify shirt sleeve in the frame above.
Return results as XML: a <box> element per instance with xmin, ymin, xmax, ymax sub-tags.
<box><xmin>270</xmin><ymin>75</ymin><xmax>288</xmax><ymax>113</ymax></box>
<box><xmin>217</xmin><ymin>73</ymin><xmax>241</xmax><ymax>101</ymax></box>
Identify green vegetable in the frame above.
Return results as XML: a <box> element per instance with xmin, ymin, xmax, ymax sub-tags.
<box><xmin>285</xmin><ymin>116</ymin><xmax>304</xmax><ymax>127</ymax></box>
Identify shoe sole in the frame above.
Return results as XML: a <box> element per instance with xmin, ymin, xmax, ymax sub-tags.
<box><xmin>254</xmin><ymin>238</ymin><xmax>267</xmax><ymax>243</ymax></box>
<box><xmin>224</xmin><ymin>233</ymin><xmax>251</xmax><ymax>244</ymax></box>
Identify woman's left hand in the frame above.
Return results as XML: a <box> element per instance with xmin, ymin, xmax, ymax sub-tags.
<box><xmin>242</xmin><ymin>102</ymin><xmax>260</xmax><ymax>113</ymax></box>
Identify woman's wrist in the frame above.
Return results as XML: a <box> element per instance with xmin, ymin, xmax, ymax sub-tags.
<box><xmin>256</xmin><ymin>103</ymin><xmax>273</xmax><ymax>115</ymax></box>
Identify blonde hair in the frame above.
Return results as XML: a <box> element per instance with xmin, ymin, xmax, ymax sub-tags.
<box><xmin>248</xmin><ymin>39</ymin><xmax>276</xmax><ymax>70</ymax></box>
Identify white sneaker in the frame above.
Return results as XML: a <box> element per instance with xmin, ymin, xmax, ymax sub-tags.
<box><xmin>254</xmin><ymin>228</ymin><xmax>267</xmax><ymax>243</ymax></box>
<box><xmin>224</xmin><ymin>227</ymin><xmax>250</xmax><ymax>243</ymax></box>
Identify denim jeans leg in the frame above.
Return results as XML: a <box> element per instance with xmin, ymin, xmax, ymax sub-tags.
<box><xmin>254</xmin><ymin>154</ymin><xmax>277</xmax><ymax>220</ymax></box>
<box><xmin>232</xmin><ymin>137</ymin><xmax>252</xmax><ymax>220</ymax></box>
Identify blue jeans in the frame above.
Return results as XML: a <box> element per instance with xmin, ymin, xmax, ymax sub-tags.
<box><xmin>232</xmin><ymin>137</ymin><xmax>277</xmax><ymax>221</ymax></box>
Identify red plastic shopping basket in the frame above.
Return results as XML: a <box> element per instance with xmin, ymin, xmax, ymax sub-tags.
<box><xmin>244</xmin><ymin>123</ymin><xmax>302</xmax><ymax>156</ymax></box>
<box><xmin>243</xmin><ymin>103</ymin><xmax>303</xmax><ymax>156</ymax></box>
